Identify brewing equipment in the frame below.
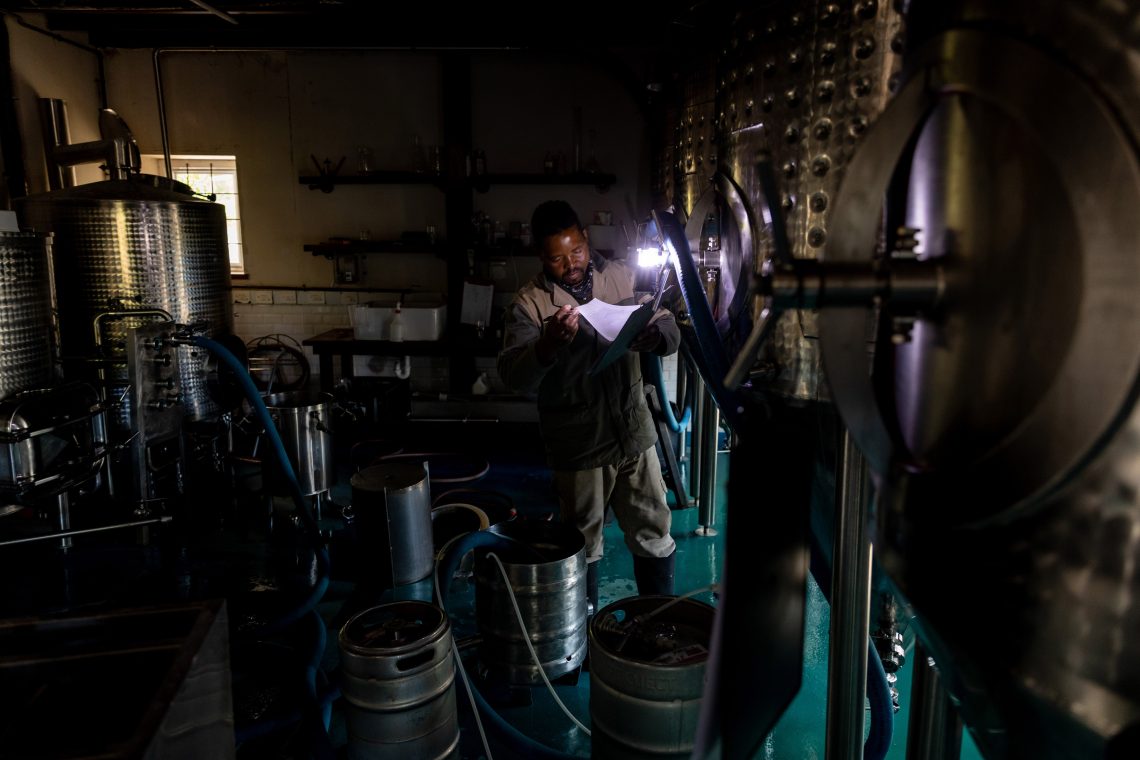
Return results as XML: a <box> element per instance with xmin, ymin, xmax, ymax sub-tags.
<box><xmin>338</xmin><ymin>601</ymin><xmax>459</xmax><ymax>760</ymax></box>
<box><xmin>15</xmin><ymin>176</ymin><xmax>233</xmax><ymax>430</ymax></box>
<box><xmin>670</xmin><ymin>0</ymin><xmax>903</xmax><ymax>401</ymax></box>
<box><xmin>657</xmin><ymin>1</ymin><xmax>1140</xmax><ymax>757</ymax></box>
<box><xmin>350</xmin><ymin>462</ymin><xmax>433</xmax><ymax>588</ymax></box>
<box><xmin>589</xmin><ymin>595</ymin><xmax>715</xmax><ymax>759</ymax></box>
<box><xmin>264</xmin><ymin>392</ymin><xmax>334</xmax><ymax>498</ymax></box>
<box><xmin>474</xmin><ymin>520</ymin><xmax>588</xmax><ymax>684</ymax></box>
<box><xmin>0</xmin><ymin>231</ymin><xmax>55</xmax><ymax>401</ymax></box>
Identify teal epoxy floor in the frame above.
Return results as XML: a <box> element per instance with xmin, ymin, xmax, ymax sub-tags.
<box><xmin>313</xmin><ymin>433</ymin><xmax>987</xmax><ymax>760</ymax></box>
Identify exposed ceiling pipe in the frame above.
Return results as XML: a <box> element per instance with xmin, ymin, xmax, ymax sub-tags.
<box><xmin>185</xmin><ymin>0</ymin><xmax>239</xmax><ymax>26</ymax></box>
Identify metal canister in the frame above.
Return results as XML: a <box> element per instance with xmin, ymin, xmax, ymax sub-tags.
<box><xmin>264</xmin><ymin>392</ymin><xmax>334</xmax><ymax>496</ymax></box>
<box><xmin>589</xmin><ymin>595</ymin><xmax>715</xmax><ymax>759</ymax></box>
<box><xmin>338</xmin><ymin>601</ymin><xmax>459</xmax><ymax>760</ymax></box>
<box><xmin>474</xmin><ymin>520</ymin><xmax>587</xmax><ymax>684</ymax></box>
<box><xmin>351</xmin><ymin>462</ymin><xmax>433</xmax><ymax>588</ymax></box>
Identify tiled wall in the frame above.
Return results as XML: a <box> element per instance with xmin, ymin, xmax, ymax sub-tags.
<box><xmin>232</xmin><ymin>287</ymin><xmax>473</xmax><ymax>395</ymax></box>
<box><xmin>233</xmin><ymin>287</ymin><xmax>681</xmax><ymax>404</ymax></box>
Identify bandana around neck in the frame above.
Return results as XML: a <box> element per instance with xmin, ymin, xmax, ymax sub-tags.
<box><xmin>555</xmin><ymin>261</ymin><xmax>594</xmax><ymax>304</ymax></box>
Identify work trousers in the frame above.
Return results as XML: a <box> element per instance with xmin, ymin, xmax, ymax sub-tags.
<box><xmin>552</xmin><ymin>446</ymin><xmax>675</xmax><ymax>563</ymax></box>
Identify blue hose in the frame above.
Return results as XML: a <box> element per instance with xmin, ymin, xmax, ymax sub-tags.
<box><xmin>642</xmin><ymin>353</ymin><xmax>692</xmax><ymax>433</ymax></box>
<box><xmin>190</xmin><ymin>335</ymin><xmax>330</xmax><ymax>635</ymax></box>
<box><xmin>190</xmin><ymin>335</ymin><xmax>334</xmax><ymax>752</ymax></box>
<box><xmin>437</xmin><ymin>531</ymin><xmax>581</xmax><ymax>760</ymax></box>
<box><xmin>655</xmin><ymin>212</ymin><xmax>743</xmax><ymax>429</ymax></box>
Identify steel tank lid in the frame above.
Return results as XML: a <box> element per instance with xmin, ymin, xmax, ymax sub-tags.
<box><xmin>591</xmin><ymin>596</ymin><xmax>715</xmax><ymax>666</ymax></box>
<box><xmin>340</xmin><ymin>601</ymin><xmax>446</xmax><ymax>654</ymax></box>
<box><xmin>351</xmin><ymin>462</ymin><xmax>426</xmax><ymax>493</ymax></box>
<box><xmin>16</xmin><ymin>175</ymin><xmax>209</xmax><ymax>205</ymax></box>
<box><xmin>483</xmin><ymin>519</ymin><xmax>585</xmax><ymax>564</ymax></box>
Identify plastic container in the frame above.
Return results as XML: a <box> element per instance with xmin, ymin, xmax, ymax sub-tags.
<box><xmin>353</xmin><ymin>295</ymin><xmax>447</xmax><ymax>341</ymax></box>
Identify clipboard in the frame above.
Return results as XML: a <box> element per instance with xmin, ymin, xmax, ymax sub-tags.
<box><xmin>587</xmin><ymin>258</ymin><xmax>671</xmax><ymax>377</ymax></box>
<box><xmin>588</xmin><ymin>300</ymin><xmax>658</xmax><ymax>376</ymax></box>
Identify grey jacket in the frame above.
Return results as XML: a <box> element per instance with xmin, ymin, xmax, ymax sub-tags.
<box><xmin>497</xmin><ymin>254</ymin><xmax>680</xmax><ymax>470</ymax></box>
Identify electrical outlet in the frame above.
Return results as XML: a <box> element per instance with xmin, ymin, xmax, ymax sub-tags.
<box><xmin>252</xmin><ymin>290</ymin><xmax>274</xmax><ymax>305</ymax></box>
<box><xmin>299</xmin><ymin>290</ymin><xmax>326</xmax><ymax>305</ymax></box>
<box><xmin>273</xmin><ymin>290</ymin><xmax>298</xmax><ymax>305</ymax></box>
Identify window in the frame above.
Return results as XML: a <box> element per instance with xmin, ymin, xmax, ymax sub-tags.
<box><xmin>141</xmin><ymin>154</ymin><xmax>245</xmax><ymax>275</ymax></box>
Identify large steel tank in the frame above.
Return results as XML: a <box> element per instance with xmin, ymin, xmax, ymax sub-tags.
<box><xmin>814</xmin><ymin>2</ymin><xmax>1140</xmax><ymax>757</ymax></box>
<box><xmin>0</xmin><ymin>231</ymin><xmax>55</xmax><ymax>400</ymax></box>
<box><xmin>15</xmin><ymin>175</ymin><xmax>233</xmax><ymax>428</ymax></box>
<box><xmin>671</xmin><ymin>0</ymin><xmax>904</xmax><ymax>401</ymax></box>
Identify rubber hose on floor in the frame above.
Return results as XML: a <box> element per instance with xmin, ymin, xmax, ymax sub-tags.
<box><xmin>192</xmin><ymin>335</ymin><xmax>331</xmax><ymax>636</ymax></box>
<box><xmin>437</xmin><ymin>531</ymin><xmax>580</xmax><ymax>760</ymax></box>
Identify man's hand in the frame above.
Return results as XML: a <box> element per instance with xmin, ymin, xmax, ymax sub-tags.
<box><xmin>536</xmin><ymin>305</ymin><xmax>579</xmax><ymax>363</ymax></box>
<box><xmin>629</xmin><ymin>322</ymin><xmax>662</xmax><ymax>353</ymax></box>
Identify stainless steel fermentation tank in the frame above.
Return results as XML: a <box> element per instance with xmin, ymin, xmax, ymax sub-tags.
<box><xmin>0</xmin><ymin>231</ymin><xmax>55</xmax><ymax>401</ymax></box>
<box><xmin>669</xmin><ymin>0</ymin><xmax>903</xmax><ymax>401</ymax></box>
<box><xmin>15</xmin><ymin>176</ymin><xmax>234</xmax><ymax>432</ymax></box>
<box><xmin>663</xmin><ymin>0</ymin><xmax>1140</xmax><ymax>758</ymax></box>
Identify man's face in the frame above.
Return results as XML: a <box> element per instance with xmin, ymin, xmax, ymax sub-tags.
<box><xmin>539</xmin><ymin>225</ymin><xmax>590</xmax><ymax>286</ymax></box>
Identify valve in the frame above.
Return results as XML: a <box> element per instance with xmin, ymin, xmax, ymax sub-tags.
<box><xmin>717</xmin><ymin>155</ymin><xmax>947</xmax><ymax>390</ymax></box>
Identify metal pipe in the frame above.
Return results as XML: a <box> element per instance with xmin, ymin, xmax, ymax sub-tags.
<box><xmin>186</xmin><ymin>0</ymin><xmax>239</xmax><ymax>25</ymax></box>
<box><xmin>825</xmin><ymin>428</ymin><xmax>874</xmax><ymax>760</ymax></box>
<box><xmin>689</xmin><ymin>372</ymin><xmax>705</xmax><ymax>509</ymax></box>
<box><xmin>0</xmin><ymin>515</ymin><xmax>172</xmax><ymax>548</ymax></box>
<box><xmin>38</xmin><ymin>99</ymin><xmax>75</xmax><ymax>190</ymax></box>
<box><xmin>57</xmin><ymin>491</ymin><xmax>72</xmax><ymax>550</ymax></box>
<box><xmin>906</xmin><ymin>641</ymin><xmax>963</xmax><ymax>760</ymax></box>
<box><xmin>695</xmin><ymin>381</ymin><xmax>719</xmax><ymax>537</ymax></box>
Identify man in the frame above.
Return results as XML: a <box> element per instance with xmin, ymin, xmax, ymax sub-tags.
<box><xmin>498</xmin><ymin>200</ymin><xmax>680</xmax><ymax>614</ymax></box>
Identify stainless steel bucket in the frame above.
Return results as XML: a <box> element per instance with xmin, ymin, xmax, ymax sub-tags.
<box><xmin>264</xmin><ymin>392</ymin><xmax>333</xmax><ymax>496</ymax></box>
<box><xmin>589</xmin><ymin>595</ymin><xmax>715</xmax><ymax>759</ymax></box>
<box><xmin>474</xmin><ymin>520</ymin><xmax>587</xmax><ymax>684</ymax></box>
<box><xmin>351</xmin><ymin>462</ymin><xmax>434</xmax><ymax>587</ymax></box>
<box><xmin>338</xmin><ymin>601</ymin><xmax>459</xmax><ymax>760</ymax></box>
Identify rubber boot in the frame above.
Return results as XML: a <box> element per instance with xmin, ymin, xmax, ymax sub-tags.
<box><xmin>633</xmin><ymin>549</ymin><xmax>676</xmax><ymax>596</ymax></box>
<box><xmin>586</xmin><ymin>560</ymin><xmax>600</xmax><ymax>619</ymax></box>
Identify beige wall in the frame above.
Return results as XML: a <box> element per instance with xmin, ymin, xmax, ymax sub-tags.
<box><xmin>97</xmin><ymin>48</ymin><xmax>649</xmax><ymax>294</ymax></box>
<box><xmin>5</xmin><ymin>34</ymin><xmax>652</xmax><ymax>370</ymax></box>
<box><xmin>5</xmin><ymin>14</ymin><xmax>104</xmax><ymax>195</ymax></box>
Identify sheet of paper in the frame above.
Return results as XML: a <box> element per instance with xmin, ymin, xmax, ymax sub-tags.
<box><xmin>575</xmin><ymin>299</ymin><xmax>643</xmax><ymax>342</ymax></box>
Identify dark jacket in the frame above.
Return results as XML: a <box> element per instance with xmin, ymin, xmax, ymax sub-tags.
<box><xmin>497</xmin><ymin>254</ymin><xmax>680</xmax><ymax>470</ymax></box>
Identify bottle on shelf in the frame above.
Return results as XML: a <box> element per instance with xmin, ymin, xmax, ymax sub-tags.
<box><xmin>389</xmin><ymin>301</ymin><xmax>405</xmax><ymax>343</ymax></box>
